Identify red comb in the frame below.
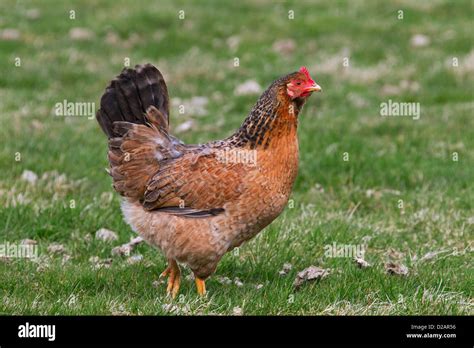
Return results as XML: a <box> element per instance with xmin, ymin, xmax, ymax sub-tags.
<box><xmin>299</xmin><ymin>66</ymin><xmax>314</xmax><ymax>83</ymax></box>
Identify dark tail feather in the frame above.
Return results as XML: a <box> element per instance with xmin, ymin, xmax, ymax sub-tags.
<box><xmin>96</xmin><ymin>64</ymin><xmax>170</xmax><ymax>138</ymax></box>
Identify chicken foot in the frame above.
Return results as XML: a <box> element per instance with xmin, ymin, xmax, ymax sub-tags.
<box><xmin>160</xmin><ymin>259</ymin><xmax>181</xmax><ymax>299</ymax></box>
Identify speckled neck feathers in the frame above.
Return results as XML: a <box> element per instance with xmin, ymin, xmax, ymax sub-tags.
<box><xmin>226</xmin><ymin>77</ymin><xmax>306</xmax><ymax>149</ymax></box>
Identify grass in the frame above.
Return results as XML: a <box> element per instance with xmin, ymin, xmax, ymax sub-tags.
<box><xmin>0</xmin><ymin>0</ymin><xmax>472</xmax><ymax>315</ymax></box>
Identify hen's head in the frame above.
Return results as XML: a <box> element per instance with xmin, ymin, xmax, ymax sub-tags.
<box><xmin>285</xmin><ymin>67</ymin><xmax>321</xmax><ymax>99</ymax></box>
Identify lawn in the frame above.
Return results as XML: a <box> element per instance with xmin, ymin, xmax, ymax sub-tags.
<box><xmin>0</xmin><ymin>0</ymin><xmax>472</xmax><ymax>315</ymax></box>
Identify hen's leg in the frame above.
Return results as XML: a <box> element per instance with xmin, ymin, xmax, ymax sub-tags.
<box><xmin>159</xmin><ymin>259</ymin><xmax>181</xmax><ymax>298</ymax></box>
<box><xmin>195</xmin><ymin>276</ymin><xmax>206</xmax><ymax>296</ymax></box>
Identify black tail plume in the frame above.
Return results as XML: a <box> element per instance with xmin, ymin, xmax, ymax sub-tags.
<box><xmin>96</xmin><ymin>64</ymin><xmax>170</xmax><ymax>138</ymax></box>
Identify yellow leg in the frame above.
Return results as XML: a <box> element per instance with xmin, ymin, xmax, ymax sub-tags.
<box><xmin>195</xmin><ymin>277</ymin><xmax>206</xmax><ymax>296</ymax></box>
<box><xmin>159</xmin><ymin>259</ymin><xmax>181</xmax><ymax>299</ymax></box>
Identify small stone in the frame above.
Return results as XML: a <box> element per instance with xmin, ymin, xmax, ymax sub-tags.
<box><xmin>411</xmin><ymin>34</ymin><xmax>430</xmax><ymax>48</ymax></box>
<box><xmin>111</xmin><ymin>304</ymin><xmax>130</xmax><ymax>316</ymax></box>
<box><xmin>175</xmin><ymin>120</ymin><xmax>195</xmax><ymax>134</ymax></box>
<box><xmin>418</xmin><ymin>249</ymin><xmax>450</xmax><ymax>262</ymax></box>
<box><xmin>162</xmin><ymin>303</ymin><xmax>179</xmax><ymax>314</ymax></box>
<box><xmin>111</xmin><ymin>237</ymin><xmax>143</xmax><ymax>257</ymax></box>
<box><xmin>354</xmin><ymin>257</ymin><xmax>371</xmax><ymax>268</ymax></box>
<box><xmin>385</xmin><ymin>262</ymin><xmax>409</xmax><ymax>276</ymax></box>
<box><xmin>217</xmin><ymin>276</ymin><xmax>232</xmax><ymax>285</ymax></box>
<box><xmin>95</xmin><ymin>228</ymin><xmax>118</xmax><ymax>242</ymax></box>
<box><xmin>272</xmin><ymin>39</ymin><xmax>296</xmax><ymax>55</ymax></box>
<box><xmin>61</xmin><ymin>254</ymin><xmax>72</xmax><ymax>265</ymax></box>
<box><xmin>21</xmin><ymin>170</ymin><xmax>38</xmax><ymax>184</ymax></box>
<box><xmin>89</xmin><ymin>256</ymin><xmax>112</xmax><ymax>270</ymax></box>
<box><xmin>234</xmin><ymin>80</ymin><xmax>262</xmax><ymax>96</ymax></box>
<box><xmin>226</xmin><ymin>35</ymin><xmax>240</xmax><ymax>52</ymax></box>
<box><xmin>294</xmin><ymin>266</ymin><xmax>330</xmax><ymax>289</ymax></box>
<box><xmin>112</xmin><ymin>245</ymin><xmax>131</xmax><ymax>256</ymax></box>
<box><xmin>0</xmin><ymin>29</ymin><xmax>20</xmax><ymax>41</ymax></box>
<box><xmin>279</xmin><ymin>262</ymin><xmax>293</xmax><ymax>276</ymax></box>
<box><xmin>69</xmin><ymin>27</ymin><xmax>94</xmax><ymax>41</ymax></box>
<box><xmin>47</xmin><ymin>243</ymin><xmax>66</xmax><ymax>254</ymax></box>
<box><xmin>381</xmin><ymin>84</ymin><xmax>400</xmax><ymax>95</ymax></box>
<box><xmin>234</xmin><ymin>277</ymin><xmax>244</xmax><ymax>287</ymax></box>
<box><xmin>126</xmin><ymin>254</ymin><xmax>143</xmax><ymax>265</ymax></box>
<box><xmin>25</xmin><ymin>8</ymin><xmax>41</xmax><ymax>20</ymax></box>
<box><xmin>232</xmin><ymin>306</ymin><xmax>243</xmax><ymax>316</ymax></box>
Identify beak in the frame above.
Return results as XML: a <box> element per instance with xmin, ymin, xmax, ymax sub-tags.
<box><xmin>305</xmin><ymin>83</ymin><xmax>322</xmax><ymax>92</ymax></box>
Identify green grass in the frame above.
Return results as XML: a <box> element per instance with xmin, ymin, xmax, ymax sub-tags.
<box><xmin>0</xmin><ymin>0</ymin><xmax>472</xmax><ymax>315</ymax></box>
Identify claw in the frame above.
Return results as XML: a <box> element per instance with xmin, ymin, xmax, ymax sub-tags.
<box><xmin>160</xmin><ymin>259</ymin><xmax>181</xmax><ymax>299</ymax></box>
<box><xmin>159</xmin><ymin>266</ymin><xmax>171</xmax><ymax>278</ymax></box>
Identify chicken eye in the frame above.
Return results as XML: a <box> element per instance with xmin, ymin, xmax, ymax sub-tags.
<box><xmin>296</xmin><ymin>82</ymin><xmax>302</xmax><ymax>86</ymax></box>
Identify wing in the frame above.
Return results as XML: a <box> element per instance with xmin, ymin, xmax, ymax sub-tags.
<box><xmin>142</xmin><ymin>148</ymin><xmax>251</xmax><ymax>217</ymax></box>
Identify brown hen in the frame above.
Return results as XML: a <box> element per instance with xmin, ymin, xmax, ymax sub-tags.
<box><xmin>96</xmin><ymin>64</ymin><xmax>321</xmax><ymax>297</ymax></box>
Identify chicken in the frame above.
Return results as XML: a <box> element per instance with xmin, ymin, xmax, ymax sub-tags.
<box><xmin>96</xmin><ymin>64</ymin><xmax>321</xmax><ymax>297</ymax></box>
